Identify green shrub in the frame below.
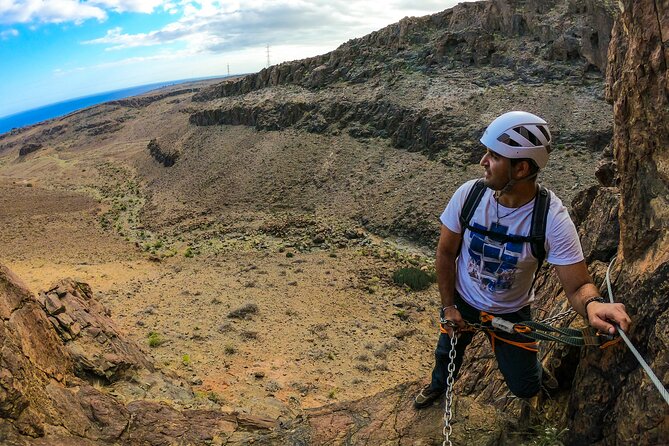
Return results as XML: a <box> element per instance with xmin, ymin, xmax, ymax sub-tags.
<box><xmin>224</xmin><ymin>344</ymin><xmax>236</xmax><ymax>355</ymax></box>
<box><xmin>392</xmin><ymin>267</ymin><xmax>436</xmax><ymax>291</ymax></box>
<box><xmin>207</xmin><ymin>391</ymin><xmax>223</xmax><ymax>404</ymax></box>
<box><xmin>147</xmin><ymin>331</ymin><xmax>164</xmax><ymax>347</ymax></box>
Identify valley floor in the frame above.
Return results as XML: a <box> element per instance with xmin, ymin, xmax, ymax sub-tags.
<box><xmin>0</xmin><ymin>178</ymin><xmax>443</xmax><ymax>419</ymax></box>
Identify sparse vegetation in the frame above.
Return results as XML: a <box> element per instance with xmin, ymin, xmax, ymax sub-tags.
<box><xmin>224</xmin><ymin>344</ymin><xmax>236</xmax><ymax>355</ymax></box>
<box><xmin>393</xmin><ymin>309</ymin><xmax>408</xmax><ymax>320</ymax></box>
<box><xmin>227</xmin><ymin>303</ymin><xmax>259</xmax><ymax>319</ymax></box>
<box><xmin>392</xmin><ymin>267</ymin><xmax>436</xmax><ymax>291</ymax></box>
<box><xmin>147</xmin><ymin>331</ymin><xmax>164</xmax><ymax>347</ymax></box>
<box><xmin>182</xmin><ymin>354</ymin><xmax>191</xmax><ymax>366</ymax></box>
<box><xmin>240</xmin><ymin>330</ymin><xmax>258</xmax><ymax>340</ymax></box>
<box><xmin>207</xmin><ymin>391</ymin><xmax>223</xmax><ymax>404</ymax></box>
<box><xmin>523</xmin><ymin>425</ymin><xmax>569</xmax><ymax>446</ymax></box>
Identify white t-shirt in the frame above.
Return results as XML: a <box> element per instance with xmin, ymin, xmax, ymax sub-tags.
<box><xmin>440</xmin><ymin>179</ymin><xmax>584</xmax><ymax>314</ymax></box>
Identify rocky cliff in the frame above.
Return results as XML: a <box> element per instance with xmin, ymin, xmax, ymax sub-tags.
<box><xmin>0</xmin><ymin>268</ymin><xmax>275</xmax><ymax>445</ymax></box>
<box><xmin>565</xmin><ymin>0</ymin><xmax>668</xmax><ymax>444</ymax></box>
<box><xmin>188</xmin><ymin>0</ymin><xmax>615</xmax><ymax>161</ymax></box>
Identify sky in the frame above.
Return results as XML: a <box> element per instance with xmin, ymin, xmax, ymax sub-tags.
<box><xmin>0</xmin><ymin>0</ymin><xmax>470</xmax><ymax>118</ymax></box>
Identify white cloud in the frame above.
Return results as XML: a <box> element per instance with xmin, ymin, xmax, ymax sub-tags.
<box><xmin>0</xmin><ymin>27</ymin><xmax>18</xmax><ymax>38</ymax></box>
<box><xmin>82</xmin><ymin>26</ymin><xmax>164</xmax><ymax>50</ymax></box>
<box><xmin>0</xmin><ymin>0</ymin><xmax>169</xmax><ymax>25</ymax></box>
<box><xmin>89</xmin><ymin>0</ymin><xmax>168</xmax><ymax>14</ymax></box>
<box><xmin>0</xmin><ymin>0</ymin><xmax>107</xmax><ymax>24</ymax></box>
<box><xmin>82</xmin><ymin>0</ymin><xmax>463</xmax><ymax>55</ymax></box>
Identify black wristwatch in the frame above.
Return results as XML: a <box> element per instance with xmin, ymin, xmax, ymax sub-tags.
<box><xmin>584</xmin><ymin>296</ymin><xmax>606</xmax><ymax>318</ymax></box>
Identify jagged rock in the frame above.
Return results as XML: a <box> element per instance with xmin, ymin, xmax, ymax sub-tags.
<box><xmin>18</xmin><ymin>143</ymin><xmax>42</xmax><ymax>157</ymax></box>
<box><xmin>38</xmin><ymin>279</ymin><xmax>154</xmax><ymax>383</ymax></box>
<box><xmin>594</xmin><ymin>157</ymin><xmax>616</xmax><ymax>186</ymax></box>
<box><xmin>0</xmin><ymin>266</ymin><xmax>276</xmax><ymax>445</ymax></box>
<box><xmin>566</xmin><ymin>0</ymin><xmax>669</xmax><ymax>444</ymax></box>
<box><xmin>147</xmin><ymin>139</ymin><xmax>179</xmax><ymax>167</ymax></box>
<box><xmin>571</xmin><ymin>186</ymin><xmax>620</xmax><ymax>262</ymax></box>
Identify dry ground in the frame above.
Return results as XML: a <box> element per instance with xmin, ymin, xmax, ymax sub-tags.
<box><xmin>0</xmin><ymin>171</ymin><xmax>443</xmax><ymax>420</ymax></box>
<box><xmin>0</xmin><ymin>79</ymin><xmax>603</xmax><ymax>422</ymax></box>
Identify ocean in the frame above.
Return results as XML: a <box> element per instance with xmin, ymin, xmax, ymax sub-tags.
<box><xmin>0</xmin><ymin>78</ymin><xmax>219</xmax><ymax>135</ymax></box>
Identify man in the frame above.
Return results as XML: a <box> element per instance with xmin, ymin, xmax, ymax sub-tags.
<box><xmin>414</xmin><ymin>111</ymin><xmax>632</xmax><ymax>408</ymax></box>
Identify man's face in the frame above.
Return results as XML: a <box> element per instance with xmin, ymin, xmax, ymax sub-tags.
<box><xmin>479</xmin><ymin>148</ymin><xmax>510</xmax><ymax>190</ymax></box>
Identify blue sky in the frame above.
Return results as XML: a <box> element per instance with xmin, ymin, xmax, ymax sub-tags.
<box><xmin>0</xmin><ymin>0</ymin><xmax>467</xmax><ymax>118</ymax></box>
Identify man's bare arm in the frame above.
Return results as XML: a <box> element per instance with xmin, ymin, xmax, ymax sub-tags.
<box><xmin>554</xmin><ymin>261</ymin><xmax>631</xmax><ymax>334</ymax></box>
<box><xmin>435</xmin><ymin>224</ymin><xmax>464</xmax><ymax>333</ymax></box>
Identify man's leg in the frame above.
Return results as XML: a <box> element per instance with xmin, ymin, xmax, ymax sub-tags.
<box><xmin>429</xmin><ymin>329</ymin><xmax>473</xmax><ymax>391</ymax></box>
<box><xmin>491</xmin><ymin>306</ymin><xmax>542</xmax><ymax>399</ymax></box>
<box><xmin>415</xmin><ymin>294</ymin><xmax>479</xmax><ymax>408</ymax></box>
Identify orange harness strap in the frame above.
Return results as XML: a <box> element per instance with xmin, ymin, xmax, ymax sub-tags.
<box><xmin>486</xmin><ymin>329</ymin><xmax>539</xmax><ymax>353</ymax></box>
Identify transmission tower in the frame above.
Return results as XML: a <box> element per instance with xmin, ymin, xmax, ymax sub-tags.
<box><xmin>266</xmin><ymin>44</ymin><xmax>270</xmax><ymax>67</ymax></box>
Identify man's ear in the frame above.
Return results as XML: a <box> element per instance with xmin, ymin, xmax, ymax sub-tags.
<box><xmin>513</xmin><ymin>160</ymin><xmax>531</xmax><ymax>178</ymax></box>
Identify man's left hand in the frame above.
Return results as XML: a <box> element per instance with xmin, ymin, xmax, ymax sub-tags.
<box><xmin>587</xmin><ymin>302</ymin><xmax>631</xmax><ymax>335</ymax></box>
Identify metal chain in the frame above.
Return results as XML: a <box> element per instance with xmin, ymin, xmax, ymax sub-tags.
<box><xmin>539</xmin><ymin>307</ymin><xmax>575</xmax><ymax>326</ymax></box>
<box><xmin>442</xmin><ymin>333</ymin><xmax>458</xmax><ymax>446</ymax></box>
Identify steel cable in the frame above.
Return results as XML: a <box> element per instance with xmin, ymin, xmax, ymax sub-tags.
<box><xmin>605</xmin><ymin>256</ymin><xmax>669</xmax><ymax>406</ymax></box>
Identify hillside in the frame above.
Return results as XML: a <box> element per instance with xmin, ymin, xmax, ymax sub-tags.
<box><xmin>0</xmin><ymin>0</ymin><xmax>666</xmax><ymax>444</ymax></box>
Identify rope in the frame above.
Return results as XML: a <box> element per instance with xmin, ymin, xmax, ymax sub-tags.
<box><xmin>605</xmin><ymin>257</ymin><xmax>669</xmax><ymax>406</ymax></box>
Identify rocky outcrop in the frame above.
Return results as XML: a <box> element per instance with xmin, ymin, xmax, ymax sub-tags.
<box><xmin>189</xmin><ymin>99</ymin><xmax>454</xmax><ymax>155</ymax></box>
<box><xmin>37</xmin><ymin>280</ymin><xmax>155</xmax><ymax>383</ymax></box>
<box><xmin>147</xmin><ymin>139</ymin><xmax>179</xmax><ymax>167</ymax></box>
<box><xmin>561</xmin><ymin>1</ymin><xmax>669</xmax><ymax>444</ymax></box>
<box><xmin>109</xmin><ymin>88</ymin><xmax>199</xmax><ymax>108</ymax></box>
<box><xmin>74</xmin><ymin>120</ymin><xmax>123</xmax><ymax>136</ymax></box>
<box><xmin>0</xmin><ymin>266</ymin><xmax>276</xmax><ymax>445</ymax></box>
<box><xmin>194</xmin><ymin>0</ymin><xmax>615</xmax><ymax>102</ymax></box>
<box><xmin>18</xmin><ymin>143</ymin><xmax>42</xmax><ymax>157</ymax></box>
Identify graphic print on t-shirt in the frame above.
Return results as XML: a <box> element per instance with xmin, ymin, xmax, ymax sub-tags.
<box><xmin>466</xmin><ymin>222</ymin><xmax>523</xmax><ymax>293</ymax></box>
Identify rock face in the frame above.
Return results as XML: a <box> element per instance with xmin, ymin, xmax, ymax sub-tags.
<box><xmin>0</xmin><ymin>266</ymin><xmax>276</xmax><ymax>445</ymax></box>
<box><xmin>188</xmin><ymin>0</ymin><xmax>615</xmax><ymax>159</ymax></box>
<box><xmin>147</xmin><ymin>138</ymin><xmax>179</xmax><ymax>167</ymax></box>
<box><xmin>563</xmin><ymin>1</ymin><xmax>669</xmax><ymax>444</ymax></box>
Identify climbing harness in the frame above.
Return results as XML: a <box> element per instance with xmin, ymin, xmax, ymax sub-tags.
<box><xmin>604</xmin><ymin>257</ymin><xmax>669</xmax><ymax>406</ymax></box>
<box><xmin>439</xmin><ymin>256</ymin><xmax>669</xmax><ymax>444</ymax></box>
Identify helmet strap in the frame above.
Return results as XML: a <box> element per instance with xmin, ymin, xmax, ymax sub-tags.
<box><xmin>497</xmin><ymin>165</ymin><xmax>539</xmax><ymax>197</ymax></box>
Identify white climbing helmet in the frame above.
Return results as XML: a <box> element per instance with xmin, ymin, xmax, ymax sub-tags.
<box><xmin>480</xmin><ymin>111</ymin><xmax>552</xmax><ymax>169</ymax></box>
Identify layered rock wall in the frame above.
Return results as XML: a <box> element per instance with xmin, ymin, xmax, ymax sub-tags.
<box><xmin>193</xmin><ymin>0</ymin><xmax>615</xmax><ymax>102</ymax></box>
<box><xmin>566</xmin><ymin>0</ymin><xmax>669</xmax><ymax>444</ymax></box>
